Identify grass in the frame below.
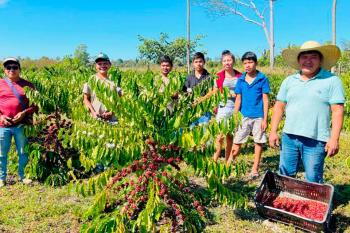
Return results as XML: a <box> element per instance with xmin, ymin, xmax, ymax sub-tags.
<box><xmin>0</xmin><ymin>183</ymin><xmax>92</xmax><ymax>233</ymax></box>
<box><xmin>0</xmin><ymin>135</ymin><xmax>349</xmax><ymax>233</ymax></box>
<box><xmin>204</xmin><ymin>135</ymin><xmax>350</xmax><ymax>233</ymax></box>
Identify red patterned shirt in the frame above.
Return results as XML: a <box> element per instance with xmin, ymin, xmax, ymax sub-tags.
<box><xmin>0</xmin><ymin>78</ymin><xmax>38</xmax><ymax>127</ymax></box>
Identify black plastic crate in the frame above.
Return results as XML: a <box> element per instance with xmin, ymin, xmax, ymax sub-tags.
<box><xmin>254</xmin><ymin>171</ymin><xmax>334</xmax><ymax>232</ymax></box>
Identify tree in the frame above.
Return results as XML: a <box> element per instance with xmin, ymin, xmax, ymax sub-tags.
<box><xmin>138</xmin><ymin>33</ymin><xmax>203</xmax><ymax>66</ymax></box>
<box><xmin>198</xmin><ymin>0</ymin><xmax>276</xmax><ymax>69</ymax></box>
<box><xmin>338</xmin><ymin>40</ymin><xmax>350</xmax><ymax>73</ymax></box>
<box><xmin>73</xmin><ymin>44</ymin><xmax>90</xmax><ymax>66</ymax></box>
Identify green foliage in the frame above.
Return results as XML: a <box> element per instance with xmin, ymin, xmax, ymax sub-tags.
<box><xmin>18</xmin><ymin>58</ymin><xmax>350</xmax><ymax>232</ymax></box>
<box><xmin>79</xmin><ymin>142</ymin><xmax>209</xmax><ymax>232</ymax></box>
<box><xmin>138</xmin><ymin>32</ymin><xmax>204</xmax><ymax>66</ymax></box>
<box><xmin>337</xmin><ymin>49</ymin><xmax>350</xmax><ymax>73</ymax></box>
<box><xmin>74</xmin><ymin>44</ymin><xmax>90</xmax><ymax>66</ymax></box>
<box><xmin>346</xmin><ymin>156</ymin><xmax>350</xmax><ymax>169</ymax></box>
<box><xmin>20</xmin><ymin>61</ymin><xmax>247</xmax><ymax>230</ymax></box>
<box><xmin>340</xmin><ymin>73</ymin><xmax>350</xmax><ymax>132</ymax></box>
<box><xmin>258</xmin><ymin>50</ymin><xmax>288</xmax><ymax>68</ymax></box>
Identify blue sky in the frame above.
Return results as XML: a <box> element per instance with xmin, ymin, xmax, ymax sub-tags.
<box><xmin>0</xmin><ymin>0</ymin><xmax>349</xmax><ymax>60</ymax></box>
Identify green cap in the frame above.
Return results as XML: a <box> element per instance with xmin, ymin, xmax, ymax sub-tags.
<box><xmin>95</xmin><ymin>52</ymin><xmax>110</xmax><ymax>63</ymax></box>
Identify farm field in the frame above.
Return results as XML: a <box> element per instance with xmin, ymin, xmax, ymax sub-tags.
<box><xmin>0</xmin><ymin>135</ymin><xmax>349</xmax><ymax>233</ymax></box>
<box><xmin>0</xmin><ymin>63</ymin><xmax>349</xmax><ymax>233</ymax></box>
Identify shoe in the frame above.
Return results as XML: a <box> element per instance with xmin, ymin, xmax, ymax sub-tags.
<box><xmin>0</xmin><ymin>180</ymin><xmax>5</xmax><ymax>187</ymax></box>
<box><xmin>20</xmin><ymin>178</ymin><xmax>33</xmax><ymax>185</ymax></box>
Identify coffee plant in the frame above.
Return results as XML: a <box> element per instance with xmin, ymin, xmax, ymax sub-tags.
<box><xmin>81</xmin><ymin>140</ymin><xmax>210</xmax><ymax>232</ymax></box>
<box><xmin>18</xmin><ymin>59</ymin><xmax>350</xmax><ymax>232</ymax></box>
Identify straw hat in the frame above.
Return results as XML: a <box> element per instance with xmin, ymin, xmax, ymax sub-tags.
<box><xmin>282</xmin><ymin>41</ymin><xmax>341</xmax><ymax>70</ymax></box>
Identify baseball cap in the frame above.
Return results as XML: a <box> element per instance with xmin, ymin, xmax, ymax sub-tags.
<box><xmin>3</xmin><ymin>57</ymin><xmax>21</xmax><ymax>67</ymax></box>
<box><xmin>95</xmin><ymin>53</ymin><xmax>110</xmax><ymax>63</ymax></box>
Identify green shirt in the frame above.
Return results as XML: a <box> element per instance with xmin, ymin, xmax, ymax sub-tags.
<box><xmin>277</xmin><ymin>68</ymin><xmax>345</xmax><ymax>142</ymax></box>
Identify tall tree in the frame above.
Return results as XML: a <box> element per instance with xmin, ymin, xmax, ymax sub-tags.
<box><xmin>138</xmin><ymin>33</ymin><xmax>203</xmax><ymax>66</ymax></box>
<box><xmin>73</xmin><ymin>44</ymin><xmax>90</xmax><ymax>66</ymax></box>
<box><xmin>198</xmin><ymin>0</ymin><xmax>276</xmax><ymax>69</ymax></box>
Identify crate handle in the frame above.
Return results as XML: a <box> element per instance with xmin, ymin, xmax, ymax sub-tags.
<box><xmin>256</xmin><ymin>181</ymin><xmax>266</xmax><ymax>194</ymax></box>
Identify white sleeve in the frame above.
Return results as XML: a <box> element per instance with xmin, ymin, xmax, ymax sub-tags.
<box><xmin>83</xmin><ymin>83</ymin><xmax>91</xmax><ymax>95</ymax></box>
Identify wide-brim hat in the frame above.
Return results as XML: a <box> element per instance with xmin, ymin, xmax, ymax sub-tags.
<box><xmin>282</xmin><ymin>41</ymin><xmax>341</xmax><ymax>70</ymax></box>
<box><xmin>3</xmin><ymin>57</ymin><xmax>20</xmax><ymax>67</ymax></box>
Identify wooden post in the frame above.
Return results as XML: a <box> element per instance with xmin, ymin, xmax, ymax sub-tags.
<box><xmin>331</xmin><ymin>0</ymin><xmax>337</xmax><ymax>73</ymax></box>
<box><xmin>269</xmin><ymin>0</ymin><xmax>275</xmax><ymax>70</ymax></box>
<box><xmin>187</xmin><ymin>0</ymin><xmax>191</xmax><ymax>74</ymax></box>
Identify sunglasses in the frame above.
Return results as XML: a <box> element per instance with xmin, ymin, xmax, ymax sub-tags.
<box><xmin>5</xmin><ymin>65</ymin><xmax>20</xmax><ymax>71</ymax></box>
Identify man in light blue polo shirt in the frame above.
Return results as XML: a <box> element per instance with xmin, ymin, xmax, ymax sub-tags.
<box><xmin>269</xmin><ymin>41</ymin><xmax>345</xmax><ymax>183</ymax></box>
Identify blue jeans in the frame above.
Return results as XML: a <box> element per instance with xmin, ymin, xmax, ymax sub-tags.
<box><xmin>279</xmin><ymin>133</ymin><xmax>326</xmax><ymax>183</ymax></box>
<box><xmin>0</xmin><ymin>125</ymin><xmax>29</xmax><ymax>181</ymax></box>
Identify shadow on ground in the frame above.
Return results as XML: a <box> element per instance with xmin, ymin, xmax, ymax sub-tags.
<box><xmin>334</xmin><ymin>184</ymin><xmax>350</xmax><ymax>206</ymax></box>
<box><xmin>329</xmin><ymin>213</ymin><xmax>350</xmax><ymax>233</ymax></box>
<box><xmin>328</xmin><ymin>184</ymin><xmax>350</xmax><ymax>233</ymax></box>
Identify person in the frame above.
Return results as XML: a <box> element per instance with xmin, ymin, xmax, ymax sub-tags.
<box><xmin>212</xmin><ymin>50</ymin><xmax>241</xmax><ymax>163</ymax></box>
<box><xmin>156</xmin><ymin>55</ymin><xmax>180</xmax><ymax>115</ymax></box>
<box><xmin>0</xmin><ymin>57</ymin><xmax>38</xmax><ymax>187</ymax></box>
<box><xmin>83</xmin><ymin>53</ymin><xmax>122</xmax><ymax>124</ymax></box>
<box><xmin>229</xmin><ymin>52</ymin><xmax>270</xmax><ymax>178</ymax></box>
<box><xmin>158</xmin><ymin>55</ymin><xmax>173</xmax><ymax>93</ymax></box>
<box><xmin>269</xmin><ymin>41</ymin><xmax>345</xmax><ymax>183</ymax></box>
<box><xmin>183</xmin><ymin>52</ymin><xmax>212</xmax><ymax>127</ymax></box>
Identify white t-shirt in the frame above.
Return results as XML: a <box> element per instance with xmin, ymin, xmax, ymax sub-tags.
<box><xmin>83</xmin><ymin>75</ymin><xmax>121</xmax><ymax>115</ymax></box>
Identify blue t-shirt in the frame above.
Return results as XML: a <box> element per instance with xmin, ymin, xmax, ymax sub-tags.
<box><xmin>235</xmin><ymin>71</ymin><xmax>270</xmax><ymax>118</ymax></box>
<box><xmin>277</xmin><ymin>68</ymin><xmax>345</xmax><ymax>142</ymax></box>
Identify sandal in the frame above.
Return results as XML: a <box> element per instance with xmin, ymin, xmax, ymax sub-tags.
<box><xmin>247</xmin><ymin>172</ymin><xmax>260</xmax><ymax>180</ymax></box>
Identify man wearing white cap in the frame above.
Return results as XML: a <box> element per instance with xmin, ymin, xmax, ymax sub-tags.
<box><xmin>83</xmin><ymin>52</ymin><xmax>122</xmax><ymax>124</ymax></box>
<box><xmin>269</xmin><ymin>41</ymin><xmax>345</xmax><ymax>183</ymax></box>
<box><xmin>0</xmin><ymin>57</ymin><xmax>38</xmax><ymax>187</ymax></box>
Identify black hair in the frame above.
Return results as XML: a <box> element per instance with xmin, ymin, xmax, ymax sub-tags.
<box><xmin>297</xmin><ymin>50</ymin><xmax>323</xmax><ymax>61</ymax></box>
<box><xmin>159</xmin><ymin>55</ymin><xmax>173</xmax><ymax>66</ymax></box>
<box><xmin>192</xmin><ymin>52</ymin><xmax>205</xmax><ymax>62</ymax></box>
<box><xmin>221</xmin><ymin>50</ymin><xmax>235</xmax><ymax>61</ymax></box>
<box><xmin>241</xmin><ymin>51</ymin><xmax>257</xmax><ymax>63</ymax></box>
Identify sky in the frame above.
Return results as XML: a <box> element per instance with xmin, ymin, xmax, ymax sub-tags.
<box><xmin>0</xmin><ymin>0</ymin><xmax>349</xmax><ymax>60</ymax></box>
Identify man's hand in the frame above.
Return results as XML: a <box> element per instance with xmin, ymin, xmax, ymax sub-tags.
<box><xmin>91</xmin><ymin>111</ymin><xmax>99</xmax><ymax>119</ymax></box>
<box><xmin>12</xmin><ymin>111</ymin><xmax>26</xmax><ymax>124</ymax></box>
<box><xmin>269</xmin><ymin>131</ymin><xmax>280</xmax><ymax>149</ymax></box>
<box><xmin>171</xmin><ymin>92</ymin><xmax>179</xmax><ymax>101</ymax></box>
<box><xmin>325</xmin><ymin>138</ymin><xmax>339</xmax><ymax>157</ymax></box>
<box><xmin>116</xmin><ymin>87</ymin><xmax>123</xmax><ymax>96</ymax></box>
<box><xmin>261</xmin><ymin>119</ymin><xmax>268</xmax><ymax>132</ymax></box>
<box><xmin>0</xmin><ymin>115</ymin><xmax>13</xmax><ymax>126</ymax></box>
<box><xmin>229</xmin><ymin>90</ymin><xmax>236</xmax><ymax>98</ymax></box>
<box><xmin>101</xmin><ymin>112</ymin><xmax>113</xmax><ymax>120</ymax></box>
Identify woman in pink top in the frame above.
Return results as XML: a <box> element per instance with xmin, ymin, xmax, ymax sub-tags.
<box><xmin>212</xmin><ymin>50</ymin><xmax>241</xmax><ymax>164</ymax></box>
<box><xmin>0</xmin><ymin>58</ymin><xmax>38</xmax><ymax>187</ymax></box>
